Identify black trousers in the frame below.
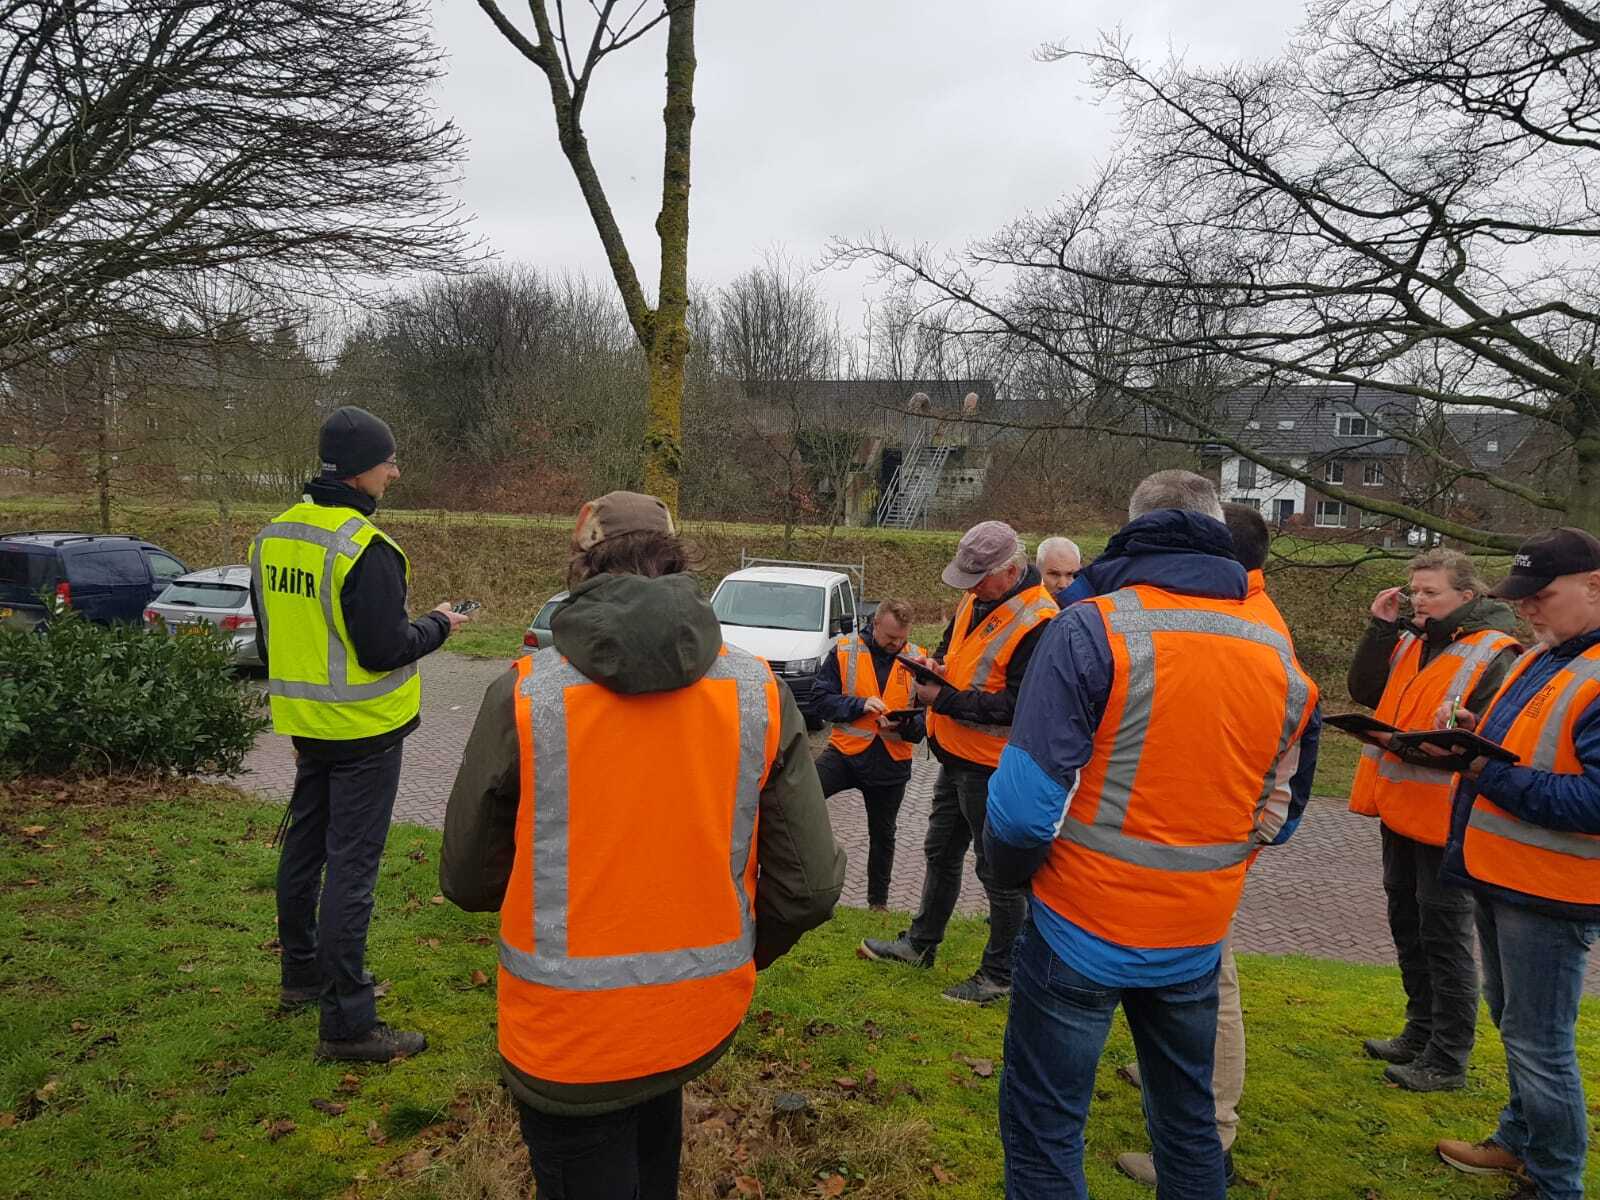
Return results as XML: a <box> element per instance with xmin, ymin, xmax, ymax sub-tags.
<box><xmin>517</xmin><ymin>1089</ymin><xmax>683</xmax><ymax>1200</ymax></box>
<box><xmin>908</xmin><ymin>762</ymin><xmax>1027</xmax><ymax>985</ymax></box>
<box><xmin>1381</xmin><ymin>823</ymin><xmax>1480</xmax><ymax>1071</ymax></box>
<box><xmin>814</xmin><ymin>746</ymin><xmax>908</xmax><ymax>908</ymax></box>
<box><xmin>276</xmin><ymin>742</ymin><xmax>403</xmax><ymax>1041</ymax></box>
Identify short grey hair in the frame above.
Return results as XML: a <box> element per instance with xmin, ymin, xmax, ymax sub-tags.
<box><xmin>1004</xmin><ymin>535</ymin><xmax>1028</xmax><ymax>574</ymax></box>
<box><xmin>1036</xmin><ymin>536</ymin><xmax>1081</xmax><ymax>566</ymax></box>
<box><xmin>1128</xmin><ymin>470</ymin><xmax>1224</xmax><ymax>521</ymax></box>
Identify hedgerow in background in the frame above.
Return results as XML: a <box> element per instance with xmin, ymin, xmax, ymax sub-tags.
<box><xmin>0</xmin><ymin>609</ymin><xmax>267</xmax><ymax>776</ymax></box>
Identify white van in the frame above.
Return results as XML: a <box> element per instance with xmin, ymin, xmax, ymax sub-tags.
<box><xmin>709</xmin><ymin>564</ymin><xmax>862</xmax><ymax>727</ymax></box>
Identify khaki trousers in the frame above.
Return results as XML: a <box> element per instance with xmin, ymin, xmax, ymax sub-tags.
<box><xmin>1214</xmin><ymin>936</ymin><xmax>1244</xmax><ymax>1152</ymax></box>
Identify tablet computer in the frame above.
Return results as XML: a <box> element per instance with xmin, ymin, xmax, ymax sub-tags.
<box><xmin>894</xmin><ymin>654</ymin><xmax>952</xmax><ymax>688</ymax></box>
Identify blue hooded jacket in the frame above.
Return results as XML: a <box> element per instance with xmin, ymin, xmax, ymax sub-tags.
<box><xmin>986</xmin><ymin>510</ymin><xmax>1323</xmax><ymax>986</ymax></box>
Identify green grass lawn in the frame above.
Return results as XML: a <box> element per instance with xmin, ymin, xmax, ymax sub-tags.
<box><xmin>4</xmin><ymin>779</ymin><xmax>1596</xmax><ymax>1198</ymax></box>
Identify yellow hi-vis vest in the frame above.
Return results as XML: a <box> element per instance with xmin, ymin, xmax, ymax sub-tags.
<box><xmin>250</xmin><ymin>500</ymin><xmax>422</xmax><ymax>740</ymax></box>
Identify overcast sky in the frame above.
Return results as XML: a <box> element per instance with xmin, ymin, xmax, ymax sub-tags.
<box><xmin>433</xmin><ymin>1</ymin><xmax>1302</xmax><ymax>328</ymax></box>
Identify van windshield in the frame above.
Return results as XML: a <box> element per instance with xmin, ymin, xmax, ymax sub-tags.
<box><xmin>712</xmin><ymin>581</ymin><xmax>825</xmax><ymax>632</ymax></box>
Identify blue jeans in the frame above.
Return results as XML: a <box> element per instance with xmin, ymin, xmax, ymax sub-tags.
<box><xmin>1000</xmin><ymin>919</ymin><xmax>1226</xmax><ymax>1200</ymax></box>
<box><xmin>1477</xmin><ymin>898</ymin><xmax>1600</xmax><ymax>1200</ymax></box>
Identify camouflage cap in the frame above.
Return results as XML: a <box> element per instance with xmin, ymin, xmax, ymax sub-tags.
<box><xmin>572</xmin><ymin>491</ymin><xmax>675</xmax><ymax>552</ymax></box>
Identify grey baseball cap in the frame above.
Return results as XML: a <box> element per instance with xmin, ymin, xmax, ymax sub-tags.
<box><xmin>941</xmin><ymin>521</ymin><xmax>1021</xmax><ymax>589</ymax></box>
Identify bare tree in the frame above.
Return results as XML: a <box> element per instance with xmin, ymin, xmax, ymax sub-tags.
<box><xmin>714</xmin><ymin>255</ymin><xmax>857</xmax><ymax>552</ymax></box>
<box><xmin>478</xmin><ymin>0</ymin><xmax>696</xmax><ymax>512</ymax></box>
<box><xmin>837</xmin><ymin>0</ymin><xmax>1600</xmax><ymax>547</ymax></box>
<box><xmin>0</xmin><ymin>0</ymin><xmax>469</xmax><ymax>372</ymax></box>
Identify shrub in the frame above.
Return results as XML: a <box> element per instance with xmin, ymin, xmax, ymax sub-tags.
<box><xmin>0</xmin><ymin>608</ymin><xmax>268</xmax><ymax>776</ymax></box>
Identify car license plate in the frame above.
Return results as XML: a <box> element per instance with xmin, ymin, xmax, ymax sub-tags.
<box><xmin>178</xmin><ymin>623</ymin><xmax>208</xmax><ymax>635</ymax></box>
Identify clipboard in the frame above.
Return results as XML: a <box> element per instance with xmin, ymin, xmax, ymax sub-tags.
<box><xmin>1387</xmin><ymin>729</ymin><xmax>1519</xmax><ymax>773</ymax></box>
<box><xmin>894</xmin><ymin>653</ymin><xmax>951</xmax><ymax>688</ymax></box>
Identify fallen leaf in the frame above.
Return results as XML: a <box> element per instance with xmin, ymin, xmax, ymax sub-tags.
<box><xmin>0</xmin><ymin>1114</ymin><xmax>15</xmax><ymax>1129</ymax></box>
<box><xmin>408</xmin><ymin>847</ymin><xmax>427</xmax><ymax>862</ymax></box>
<box><xmin>734</xmin><ymin>1175</ymin><xmax>765</xmax><ymax>1197</ymax></box>
<box><xmin>931</xmin><ymin>1164</ymin><xmax>955</xmax><ymax>1185</ymax></box>
<box><xmin>263</xmin><ymin>1118</ymin><xmax>296</xmax><ymax>1142</ymax></box>
<box><xmin>177</xmin><ymin>963</ymin><xmax>196</xmax><ymax>974</ymax></box>
<box><xmin>388</xmin><ymin>1147</ymin><xmax>432</xmax><ymax>1177</ymax></box>
<box><xmin>833</xmin><ymin>1076</ymin><xmax>857</xmax><ymax>1092</ymax></box>
<box><xmin>967</xmin><ymin>1058</ymin><xmax>994</xmax><ymax>1078</ymax></box>
<box><xmin>429</xmin><ymin>895</ymin><xmax>445</xmax><ymax>906</ymax></box>
<box><xmin>69</xmin><ymin>1020</ymin><xmax>89</xmax><ymax>1033</ymax></box>
<box><xmin>34</xmin><ymin>1080</ymin><xmax>58</xmax><ymax>1103</ymax></box>
<box><xmin>469</xmin><ymin>969</ymin><xmax>489</xmax><ymax>987</ymax></box>
<box><xmin>814</xmin><ymin>1174</ymin><xmax>846</xmax><ymax>1197</ymax></box>
<box><xmin>335</xmin><ymin>1074</ymin><xmax>363</xmax><ymax>1095</ymax></box>
<box><xmin>20</xmin><ymin>879</ymin><xmax>38</xmax><ymax>887</ymax></box>
<box><xmin>310</xmin><ymin>1099</ymin><xmax>347</xmax><ymax>1116</ymax></box>
<box><xmin>862</xmin><ymin>1068</ymin><xmax>878</xmax><ymax>1090</ymax></box>
<box><xmin>19</xmin><ymin>825</ymin><xmax>45</xmax><ymax>836</ymax></box>
<box><xmin>862</xmin><ymin>1020</ymin><xmax>883</xmax><ymax>1041</ymax></box>
<box><xmin>199</xmin><ymin>1126</ymin><xmax>216</xmax><ymax>1142</ymax></box>
<box><xmin>365</xmin><ymin>1120</ymin><xmax>387</xmax><ymax>1145</ymax></box>
<box><xmin>421</xmin><ymin>937</ymin><xmax>441</xmax><ymax>949</ymax></box>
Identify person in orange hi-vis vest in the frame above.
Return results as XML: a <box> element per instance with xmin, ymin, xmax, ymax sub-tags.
<box><xmin>858</xmin><ymin>520</ymin><xmax>1057</xmax><ymax>1005</ymax></box>
<box><xmin>986</xmin><ymin>471</ymin><xmax>1321</xmax><ymax>1200</ymax></box>
<box><xmin>1343</xmin><ymin>548</ymin><xmax>1521</xmax><ymax>1094</ymax></box>
<box><xmin>439</xmin><ymin>492</ymin><xmax>845</xmax><ymax>1200</ymax></box>
<box><xmin>1430</xmin><ymin>528</ymin><xmax>1600</xmax><ymax>1200</ymax></box>
<box><xmin>1112</xmin><ymin>501</ymin><xmax>1306</xmax><ymax>1188</ymax></box>
<box><xmin>811</xmin><ymin>597</ymin><xmax>927</xmax><ymax>910</ymax></box>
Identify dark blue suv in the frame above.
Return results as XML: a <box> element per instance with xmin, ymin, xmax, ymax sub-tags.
<box><xmin>0</xmin><ymin>532</ymin><xmax>188</xmax><ymax>630</ymax></box>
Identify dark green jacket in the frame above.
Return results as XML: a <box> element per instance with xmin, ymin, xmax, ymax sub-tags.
<box><xmin>439</xmin><ymin>571</ymin><xmax>846</xmax><ymax>1116</ymax></box>
<box><xmin>1347</xmin><ymin>595</ymin><xmax>1523</xmax><ymax>715</ymax></box>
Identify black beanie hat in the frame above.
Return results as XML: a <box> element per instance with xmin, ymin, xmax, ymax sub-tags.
<box><xmin>318</xmin><ymin>406</ymin><xmax>396</xmax><ymax>477</ymax></box>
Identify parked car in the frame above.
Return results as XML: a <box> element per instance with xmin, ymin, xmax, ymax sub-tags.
<box><xmin>709</xmin><ymin>563</ymin><xmax>862</xmax><ymax>728</ymax></box>
<box><xmin>144</xmin><ymin>565</ymin><xmax>261</xmax><ymax>667</ymax></box>
<box><xmin>0</xmin><ymin>531</ymin><xmax>188</xmax><ymax>631</ymax></box>
<box><xmin>522</xmin><ymin>590</ymin><xmax>568</xmax><ymax>653</ymax></box>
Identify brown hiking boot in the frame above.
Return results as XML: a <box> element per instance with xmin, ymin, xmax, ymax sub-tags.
<box><xmin>1437</xmin><ymin>1138</ymin><xmax>1525</xmax><ymax>1178</ymax></box>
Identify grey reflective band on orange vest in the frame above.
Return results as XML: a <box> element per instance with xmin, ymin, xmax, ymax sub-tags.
<box><xmin>1359</xmin><ymin>741</ymin><xmax>1447</xmax><ymax>788</ymax></box>
<box><xmin>967</xmin><ymin>595</ymin><xmax>1055</xmax><ymax>691</ymax></box>
<box><xmin>499</xmin><ymin>647</ymin><xmax>770</xmax><ymax>990</ymax></box>
<box><xmin>1466</xmin><ymin>651</ymin><xmax>1600</xmax><ymax>860</ymax></box>
<box><xmin>838</xmin><ymin>633</ymin><xmax>864</xmax><ymax>695</ymax></box>
<box><xmin>253</xmin><ymin>516</ymin><xmax>420</xmax><ymax>703</ymax></box>
<box><xmin>1057</xmin><ymin>589</ymin><xmax>1310</xmax><ymax>872</ymax></box>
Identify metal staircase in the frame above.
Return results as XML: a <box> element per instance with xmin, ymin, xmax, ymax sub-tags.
<box><xmin>875</xmin><ymin>433</ymin><xmax>952</xmax><ymax>529</ymax></box>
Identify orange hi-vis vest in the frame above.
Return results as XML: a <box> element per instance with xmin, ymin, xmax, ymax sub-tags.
<box><xmin>1461</xmin><ymin>642</ymin><xmax>1600</xmax><ymax>906</ymax></box>
<box><xmin>497</xmin><ymin>644</ymin><xmax>781</xmax><ymax>1085</ymax></box>
<box><xmin>1033</xmin><ymin>585</ymin><xmax>1320</xmax><ymax>948</ymax></box>
<box><xmin>1346</xmin><ymin>627</ymin><xmax>1518</xmax><ymax>845</ymax></box>
<box><xmin>827</xmin><ymin>633</ymin><xmax>926</xmax><ymax>762</ymax></box>
<box><xmin>925</xmin><ymin>585</ymin><xmax>1057</xmax><ymax>769</ymax></box>
<box><xmin>1243</xmin><ymin>570</ymin><xmax>1292</xmax><ymax>642</ymax></box>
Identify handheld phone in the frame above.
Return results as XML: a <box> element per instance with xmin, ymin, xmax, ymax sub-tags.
<box><xmin>451</xmin><ymin>599</ymin><xmax>482</xmax><ymax>616</ymax></box>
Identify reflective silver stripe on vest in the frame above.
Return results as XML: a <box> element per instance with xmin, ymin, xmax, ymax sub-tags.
<box><xmin>1530</xmin><ymin>655</ymin><xmax>1600</xmax><ymax>771</ymax></box>
<box><xmin>255</xmin><ymin>516</ymin><xmax>418</xmax><ymax>703</ymax></box>
<box><xmin>499</xmin><ymin>647</ymin><xmax>770</xmax><ymax>990</ymax></box>
<box><xmin>1469</xmin><ymin>805</ymin><xmax>1600</xmax><ymax>861</ymax></box>
<box><xmin>839</xmin><ymin>633</ymin><xmax>864</xmax><ymax>694</ymax></box>
<box><xmin>1058</xmin><ymin>589</ymin><xmax>1310</xmax><ymax>872</ymax></box>
<box><xmin>1361</xmin><ymin>741</ymin><xmax>1449</xmax><ymax>787</ymax></box>
<box><xmin>968</xmin><ymin>595</ymin><xmax>1055</xmax><ymax>690</ymax></box>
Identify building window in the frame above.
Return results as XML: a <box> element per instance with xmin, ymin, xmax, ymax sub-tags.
<box><xmin>1237</xmin><ymin>459</ymin><xmax>1257</xmax><ymax>488</ymax></box>
<box><xmin>1487</xmin><ymin>440</ymin><xmax>1498</xmax><ymax>452</ymax></box>
<box><xmin>1277</xmin><ymin>419</ymin><xmax>1295</xmax><ymax>430</ymax></box>
<box><xmin>1360</xmin><ymin>508</ymin><xmax>1386</xmax><ymax>528</ymax></box>
<box><xmin>1234</xmin><ymin>497</ymin><xmax>1261</xmax><ymax>511</ymax></box>
<box><xmin>1246</xmin><ymin>420</ymin><xmax>1260</xmax><ymax>430</ymax></box>
<box><xmin>1315</xmin><ymin>500</ymin><xmax>1346</xmax><ymax>527</ymax></box>
<box><xmin>1337</xmin><ymin>414</ymin><xmax>1369</xmax><ymax>436</ymax></box>
<box><xmin>1324</xmin><ymin>460</ymin><xmax>1345</xmax><ymax>484</ymax></box>
<box><xmin>1363</xmin><ymin>462</ymin><xmax>1384</xmax><ymax>486</ymax></box>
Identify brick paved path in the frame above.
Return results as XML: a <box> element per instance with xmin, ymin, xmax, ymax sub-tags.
<box><xmin>238</xmin><ymin>653</ymin><xmax>1600</xmax><ymax>994</ymax></box>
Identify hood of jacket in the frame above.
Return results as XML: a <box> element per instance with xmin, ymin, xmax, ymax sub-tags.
<box><xmin>551</xmin><ymin>573</ymin><xmax>723</xmax><ymax>695</ymax></box>
<box><xmin>304</xmin><ymin>476</ymin><xmax>377</xmax><ymax>516</ymax></box>
<box><xmin>1060</xmin><ymin>510</ymin><xmax>1247</xmax><ymax>603</ymax></box>
<box><xmin>1411</xmin><ymin>594</ymin><xmax>1520</xmax><ymax>649</ymax></box>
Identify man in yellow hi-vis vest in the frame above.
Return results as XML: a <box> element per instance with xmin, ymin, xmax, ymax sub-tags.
<box><xmin>249</xmin><ymin>405</ymin><xmax>470</xmax><ymax>1063</ymax></box>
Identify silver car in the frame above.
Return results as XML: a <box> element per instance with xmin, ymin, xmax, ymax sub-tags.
<box><xmin>145</xmin><ymin>565</ymin><xmax>261</xmax><ymax>667</ymax></box>
<box><xmin>522</xmin><ymin>590</ymin><xmax>568</xmax><ymax>654</ymax></box>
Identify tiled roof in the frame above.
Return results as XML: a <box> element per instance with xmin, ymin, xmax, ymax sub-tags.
<box><xmin>1441</xmin><ymin>408</ymin><xmax>1541</xmax><ymax>472</ymax></box>
<box><xmin>1195</xmin><ymin>383</ymin><xmax>1421</xmax><ymax>459</ymax></box>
